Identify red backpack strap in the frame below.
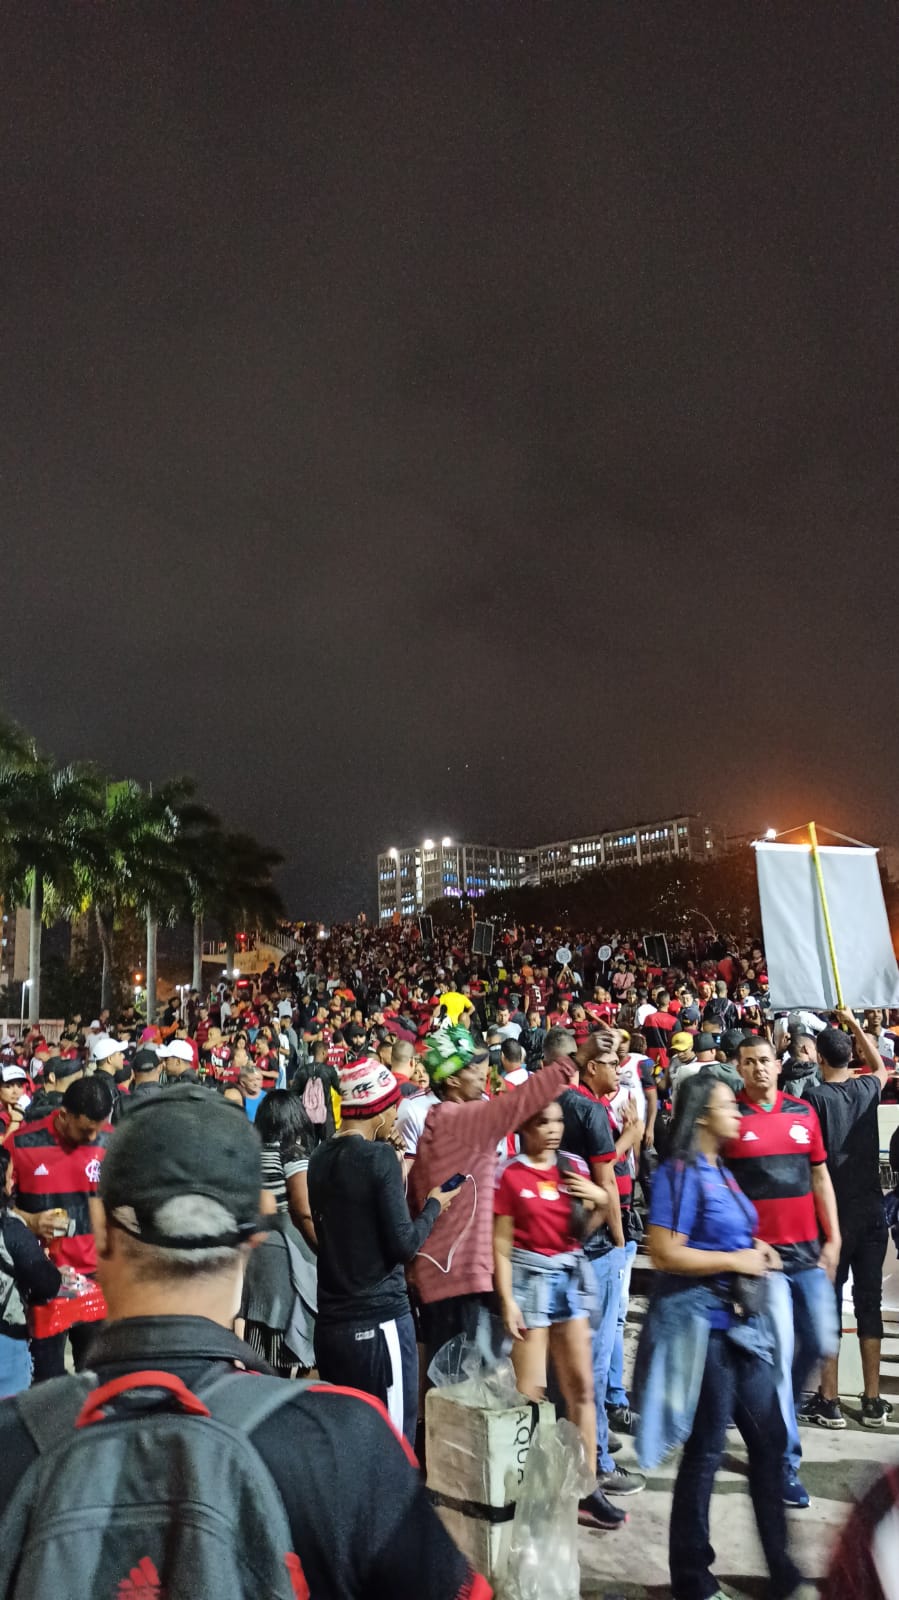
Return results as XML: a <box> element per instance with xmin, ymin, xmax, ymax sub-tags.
<box><xmin>75</xmin><ymin>1371</ymin><xmax>212</xmax><ymax>1428</ymax></box>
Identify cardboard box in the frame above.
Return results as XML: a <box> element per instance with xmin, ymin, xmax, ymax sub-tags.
<box><xmin>425</xmin><ymin>1387</ymin><xmax>555</xmax><ymax>1584</ymax></box>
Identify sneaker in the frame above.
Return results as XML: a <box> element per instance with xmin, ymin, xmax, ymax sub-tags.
<box><xmin>607</xmin><ymin>1429</ymin><xmax>623</xmax><ymax>1454</ymax></box>
<box><xmin>797</xmin><ymin>1392</ymin><xmax>846</xmax><ymax>1430</ymax></box>
<box><xmin>782</xmin><ymin>1472</ymin><xmax>810</xmax><ymax>1509</ymax></box>
<box><xmin>577</xmin><ymin>1489</ymin><xmax>628</xmax><ymax>1529</ymax></box>
<box><xmin>861</xmin><ymin>1396</ymin><xmax>893</xmax><ymax>1428</ymax></box>
<box><xmin>606</xmin><ymin>1403</ymin><xmax>636</xmax><ymax>1434</ymax></box>
<box><xmin>597</xmin><ymin>1464</ymin><xmax>646</xmax><ymax>1496</ymax></box>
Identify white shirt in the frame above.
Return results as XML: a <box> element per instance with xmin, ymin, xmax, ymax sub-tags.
<box><xmin>396</xmin><ymin>1090</ymin><xmax>439</xmax><ymax>1158</ymax></box>
<box><xmin>635</xmin><ymin>1002</ymin><xmax>655</xmax><ymax>1027</ymax></box>
<box><xmin>495</xmin><ymin>1021</ymin><xmax>522</xmax><ymax>1041</ymax></box>
<box><xmin>614</xmin><ymin>1058</ymin><xmax>647</xmax><ymax>1123</ymax></box>
<box><xmin>671</xmin><ymin>1058</ymin><xmax>702</xmax><ymax>1106</ymax></box>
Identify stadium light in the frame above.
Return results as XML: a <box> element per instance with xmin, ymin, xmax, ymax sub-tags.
<box><xmin>423</xmin><ymin>838</ymin><xmax>435</xmax><ymax>849</ymax></box>
<box><xmin>442</xmin><ymin>836</ymin><xmax>452</xmax><ymax>847</ymax></box>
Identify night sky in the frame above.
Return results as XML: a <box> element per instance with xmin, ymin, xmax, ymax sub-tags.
<box><xmin>3</xmin><ymin>4</ymin><xmax>897</xmax><ymax>918</ymax></box>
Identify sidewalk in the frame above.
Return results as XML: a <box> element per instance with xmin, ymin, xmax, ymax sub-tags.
<box><xmin>577</xmin><ymin>1292</ymin><xmax>899</xmax><ymax>1597</ymax></box>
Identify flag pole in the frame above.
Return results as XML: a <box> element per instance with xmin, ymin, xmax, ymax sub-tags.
<box><xmin>808</xmin><ymin>820</ymin><xmax>845</xmax><ymax>1008</ymax></box>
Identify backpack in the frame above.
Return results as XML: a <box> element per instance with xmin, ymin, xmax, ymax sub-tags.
<box><xmin>302</xmin><ymin>1071</ymin><xmax>328</xmax><ymax>1125</ymax></box>
<box><xmin>0</xmin><ymin>1367</ymin><xmax>311</xmax><ymax>1600</ymax></box>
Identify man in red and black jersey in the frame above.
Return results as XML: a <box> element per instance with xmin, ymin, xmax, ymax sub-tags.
<box><xmin>724</xmin><ymin>1036</ymin><xmax>840</xmax><ymax>1509</ymax></box>
<box><xmin>12</xmin><ymin>1074</ymin><xmax>114</xmax><ymax>1380</ymax></box>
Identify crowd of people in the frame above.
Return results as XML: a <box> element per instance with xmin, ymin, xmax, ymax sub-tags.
<box><xmin>0</xmin><ymin>915</ymin><xmax>896</xmax><ymax>1596</ymax></box>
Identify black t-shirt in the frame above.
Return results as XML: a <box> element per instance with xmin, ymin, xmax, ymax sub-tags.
<box><xmin>557</xmin><ymin>1087</ymin><xmax>616</xmax><ymax>1258</ymax></box>
<box><xmin>0</xmin><ymin>1317</ymin><xmax>480</xmax><ymax>1600</ymax></box>
<box><xmin>308</xmin><ymin>1136</ymin><xmax>441</xmax><ymax>1325</ymax></box>
<box><xmin>803</xmin><ymin>1075</ymin><xmax>883</xmax><ymax>1225</ymax></box>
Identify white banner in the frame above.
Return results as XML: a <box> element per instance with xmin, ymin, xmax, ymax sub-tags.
<box><xmin>755</xmin><ymin>841</ymin><xmax>899</xmax><ymax>1010</ymax></box>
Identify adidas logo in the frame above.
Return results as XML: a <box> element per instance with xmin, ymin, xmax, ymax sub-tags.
<box><xmin>740</xmin><ymin>1130</ymin><xmax>759</xmax><ymax>1142</ymax></box>
<box><xmin>34</xmin><ymin>1163</ymin><xmax>49</xmax><ymax>1176</ymax></box>
<box><xmin>117</xmin><ymin>1556</ymin><xmax>161</xmax><ymax>1598</ymax></box>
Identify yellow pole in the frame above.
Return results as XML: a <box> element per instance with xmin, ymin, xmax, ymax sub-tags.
<box><xmin>808</xmin><ymin>820</ymin><xmax>845</xmax><ymax>1008</ymax></box>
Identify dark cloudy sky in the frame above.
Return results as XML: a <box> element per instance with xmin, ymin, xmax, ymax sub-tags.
<box><xmin>2</xmin><ymin>3</ymin><xmax>897</xmax><ymax>917</ymax></box>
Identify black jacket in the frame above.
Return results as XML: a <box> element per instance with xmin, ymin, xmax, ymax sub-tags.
<box><xmin>0</xmin><ymin>1316</ymin><xmax>473</xmax><ymax>1600</ymax></box>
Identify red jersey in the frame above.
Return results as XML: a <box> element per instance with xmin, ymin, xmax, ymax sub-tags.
<box><xmin>495</xmin><ymin>1152</ymin><xmax>590</xmax><ymax>1256</ymax></box>
<box><xmin>585</xmin><ymin>1001</ymin><xmax>615</xmax><ymax>1025</ymax></box>
<box><xmin>11</xmin><ymin>1112</ymin><xmax>111</xmax><ymax>1275</ymax></box>
<box><xmin>523</xmin><ymin>982</ymin><xmax>547</xmax><ymax>1016</ymax></box>
<box><xmin>724</xmin><ymin>1092</ymin><xmax>827</xmax><ymax>1270</ymax></box>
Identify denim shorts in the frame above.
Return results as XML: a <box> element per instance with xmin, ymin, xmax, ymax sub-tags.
<box><xmin>512</xmin><ymin>1256</ymin><xmax>592</xmax><ymax>1329</ymax></box>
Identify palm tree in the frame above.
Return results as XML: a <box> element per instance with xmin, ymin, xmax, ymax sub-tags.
<box><xmin>85</xmin><ymin>779</ymin><xmax>217</xmax><ymax>1018</ymax></box>
<box><xmin>173</xmin><ymin>815</ymin><xmax>229</xmax><ymax>991</ymax></box>
<box><xmin>140</xmin><ymin>785</ymin><xmax>219</xmax><ymax>1016</ymax></box>
<box><xmin>0</xmin><ymin>755</ymin><xmax>104</xmax><ymax>1021</ymax></box>
<box><xmin>206</xmin><ymin>832</ymin><xmax>286</xmax><ymax>980</ymax></box>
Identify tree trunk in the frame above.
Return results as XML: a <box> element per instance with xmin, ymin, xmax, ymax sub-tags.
<box><xmin>146</xmin><ymin>910</ymin><xmax>158</xmax><ymax>1026</ymax></box>
<box><xmin>192</xmin><ymin>912</ymin><xmax>204</xmax><ymax>992</ymax></box>
<box><xmin>96</xmin><ymin>903</ymin><xmax>115</xmax><ymax>1013</ymax></box>
<box><xmin>28</xmin><ymin>874</ymin><xmax>43</xmax><ymax>1023</ymax></box>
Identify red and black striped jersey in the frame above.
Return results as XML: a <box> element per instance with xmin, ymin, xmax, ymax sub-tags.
<box><xmin>724</xmin><ymin>1091</ymin><xmax>826</xmax><ymax>1271</ymax></box>
<box><xmin>12</xmin><ymin>1114</ymin><xmax>111</xmax><ymax>1275</ymax></box>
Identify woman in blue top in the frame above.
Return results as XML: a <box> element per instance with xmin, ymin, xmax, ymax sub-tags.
<box><xmin>649</xmin><ymin>1075</ymin><xmax>809</xmax><ymax>1600</ymax></box>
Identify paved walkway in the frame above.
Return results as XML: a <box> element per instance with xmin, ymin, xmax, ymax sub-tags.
<box><xmin>576</xmin><ymin>1293</ymin><xmax>899</xmax><ymax>1597</ymax></box>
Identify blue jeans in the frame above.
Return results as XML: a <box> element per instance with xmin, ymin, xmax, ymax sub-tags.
<box><xmin>0</xmin><ymin>1335</ymin><xmax>32</xmax><ymax>1398</ymax></box>
<box><xmin>587</xmin><ymin>1245</ymin><xmax>625</xmax><ymax>1470</ymax></box>
<box><xmin>767</xmin><ymin>1265</ymin><xmax>839</xmax><ymax>1476</ymax></box>
<box><xmin>670</xmin><ymin>1330</ymin><xmax>802</xmax><ymax>1599</ymax></box>
<box><xmin>606</xmin><ymin>1238</ymin><xmax>638</xmax><ymax>1408</ymax></box>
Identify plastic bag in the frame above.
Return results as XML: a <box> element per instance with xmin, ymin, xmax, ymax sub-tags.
<box><xmin>427</xmin><ymin>1324</ymin><xmax>520</xmax><ymax>1409</ymax></box>
<box><xmin>502</xmin><ymin>1420</ymin><xmax>594</xmax><ymax>1600</ymax></box>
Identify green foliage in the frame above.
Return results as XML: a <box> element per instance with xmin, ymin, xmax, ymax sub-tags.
<box><xmin>0</xmin><ymin>712</ymin><xmax>286</xmax><ymax>1012</ymax></box>
<box><xmin>466</xmin><ymin>849</ymin><xmax>761</xmax><ymax>938</ymax></box>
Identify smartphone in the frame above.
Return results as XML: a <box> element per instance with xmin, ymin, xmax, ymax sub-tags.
<box><xmin>441</xmin><ymin>1172</ymin><xmax>466</xmax><ymax>1192</ymax></box>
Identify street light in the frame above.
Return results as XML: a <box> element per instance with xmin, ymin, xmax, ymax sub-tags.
<box><xmin>765</xmin><ymin>827</ymin><xmax>777</xmax><ymax>841</ymax></box>
<box><xmin>423</xmin><ymin>839</ymin><xmax>435</xmax><ymax>850</ymax></box>
<box><xmin>441</xmin><ymin>836</ymin><xmax>452</xmax><ymax>847</ymax></box>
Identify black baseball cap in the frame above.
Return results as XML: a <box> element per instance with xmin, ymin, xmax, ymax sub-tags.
<box><xmin>720</xmin><ymin>1028</ymin><xmax>749</xmax><ymax>1058</ymax></box>
<box><xmin>131</xmin><ymin>1047</ymin><xmax>161</xmax><ymax>1074</ymax></box>
<box><xmin>44</xmin><ymin>1054</ymin><xmax>84</xmax><ymax>1080</ymax></box>
<box><xmin>99</xmin><ymin>1086</ymin><xmax>261</xmax><ymax>1249</ymax></box>
<box><xmin>694</xmin><ymin>1032</ymin><xmax>718</xmax><ymax>1052</ymax></box>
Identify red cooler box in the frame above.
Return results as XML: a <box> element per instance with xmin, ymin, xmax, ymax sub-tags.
<box><xmin>29</xmin><ymin>1279</ymin><xmax>107</xmax><ymax>1339</ymax></box>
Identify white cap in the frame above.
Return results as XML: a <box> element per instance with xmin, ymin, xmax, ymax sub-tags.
<box><xmin>89</xmin><ymin>1020</ymin><xmax>103</xmax><ymax>1031</ymax></box>
<box><xmin>93</xmin><ymin>1037</ymin><xmax>127</xmax><ymax>1063</ymax></box>
<box><xmin>162</xmin><ymin>1039</ymin><xmax>194</xmax><ymax>1064</ymax></box>
<box><xmin>0</xmin><ymin>1064</ymin><xmax>26</xmax><ymax>1083</ymax></box>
